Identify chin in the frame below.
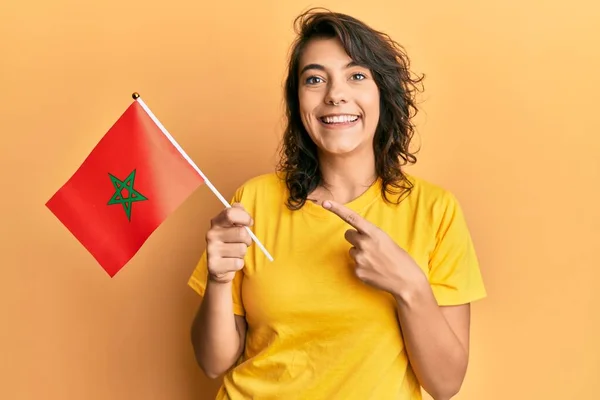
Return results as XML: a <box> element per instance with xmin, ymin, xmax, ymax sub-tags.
<box><xmin>317</xmin><ymin>139</ymin><xmax>366</xmax><ymax>157</ymax></box>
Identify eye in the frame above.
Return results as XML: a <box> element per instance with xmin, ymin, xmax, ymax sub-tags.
<box><xmin>305</xmin><ymin>76</ymin><xmax>324</xmax><ymax>85</ymax></box>
<box><xmin>350</xmin><ymin>73</ymin><xmax>367</xmax><ymax>81</ymax></box>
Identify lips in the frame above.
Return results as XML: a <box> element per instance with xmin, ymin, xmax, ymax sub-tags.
<box><xmin>319</xmin><ymin>114</ymin><xmax>360</xmax><ymax>124</ymax></box>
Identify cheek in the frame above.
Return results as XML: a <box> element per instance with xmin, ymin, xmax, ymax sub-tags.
<box><xmin>298</xmin><ymin>89</ymin><xmax>316</xmax><ymax>112</ymax></box>
<box><xmin>367</xmin><ymin>100</ymin><xmax>380</xmax><ymax>118</ymax></box>
<box><xmin>298</xmin><ymin>91</ymin><xmax>319</xmax><ymax>128</ymax></box>
<box><xmin>359</xmin><ymin>96</ymin><xmax>380</xmax><ymax>121</ymax></box>
<box><xmin>356</xmin><ymin>84</ymin><xmax>380</xmax><ymax>113</ymax></box>
<box><xmin>363</xmin><ymin>93</ymin><xmax>381</xmax><ymax>125</ymax></box>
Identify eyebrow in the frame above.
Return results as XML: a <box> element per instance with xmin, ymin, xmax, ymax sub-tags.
<box><xmin>299</xmin><ymin>61</ymin><xmax>360</xmax><ymax>76</ymax></box>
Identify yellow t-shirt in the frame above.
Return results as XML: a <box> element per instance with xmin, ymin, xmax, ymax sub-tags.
<box><xmin>188</xmin><ymin>172</ymin><xmax>486</xmax><ymax>400</ymax></box>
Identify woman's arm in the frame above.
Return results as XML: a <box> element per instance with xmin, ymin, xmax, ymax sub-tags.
<box><xmin>190</xmin><ymin>203</ymin><xmax>254</xmax><ymax>379</ymax></box>
<box><xmin>394</xmin><ymin>276</ymin><xmax>470</xmax><ymax>400</ymax></box>
<box><xmin>191</xmin><ymin>280</ymin><xmax>247</xmax><ymax>379</ymax></box>
<box><xmin>321</xmin><ymin>199</ymin><xmax>478</xmax><ymax>400</ymax></box>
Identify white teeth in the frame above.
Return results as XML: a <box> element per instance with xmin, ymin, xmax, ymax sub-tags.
<box><xmin>321</xmin><ymin>115</ymin><xmax>359</xmax><ymax>124</ymax></box>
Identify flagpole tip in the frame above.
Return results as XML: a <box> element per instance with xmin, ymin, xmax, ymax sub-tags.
<box><xmin>132</xmin><ymin>92</ymin><xmax>140</xmax><ymax>100</ymax></box>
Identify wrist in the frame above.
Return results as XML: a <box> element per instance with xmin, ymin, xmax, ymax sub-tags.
<box><xmin>392</xmin><ymin>271</ymin><xmax>430</xmax><ymax>308</ymax></box>
<box><xmin>207</xmin><ymin>275</ymin><xmax>235</xmax><ymax>291</ymax></box>
<box><xmin>208</xmin><ymin>271</ymin><xmax>235</xmax><ymax>285</ymax></box>
<box><xmin>205</xmin><ymin>277</ymin><xmax>233</xmax><ymax>299</ymax></box>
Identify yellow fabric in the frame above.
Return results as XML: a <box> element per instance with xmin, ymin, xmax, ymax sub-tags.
<box><xmin>188</xmin><ymin>173</ymin><xmax>486</xmax><ymax>400</ymax></box>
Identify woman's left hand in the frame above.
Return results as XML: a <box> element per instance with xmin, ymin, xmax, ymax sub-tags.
<box><xmin>322</xmin><ymin>200</ymin><xmax>427</xmax><ymax>298</ymax></box>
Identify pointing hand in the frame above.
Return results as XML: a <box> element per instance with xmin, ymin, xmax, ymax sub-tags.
<box><xmin>322</xmin><ymin>200</ymin><xmax>426</xmax><ymax>297</ymax></box>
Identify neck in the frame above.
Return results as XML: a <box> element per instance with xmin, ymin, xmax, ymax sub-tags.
<box><xmin>312</xmin><ymin>150</ymin><xmax>377</xmax><ymax>205</ymax></box>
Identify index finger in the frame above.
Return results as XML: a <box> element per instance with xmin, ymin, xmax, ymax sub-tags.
<box><xmin>322</xmin><ymin>200</ymin><xmax>373</xmax><ymax>234</ymax></box>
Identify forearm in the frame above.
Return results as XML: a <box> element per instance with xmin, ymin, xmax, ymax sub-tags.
<box><xmin>192</xmin><ymin>280</ymin><xmax>242</xmax><ymax>378</ymax></box>
<box><xmin>394</xmin><ymin>277</ymin><xmax>468</xmax><ymax>400</ymax></box>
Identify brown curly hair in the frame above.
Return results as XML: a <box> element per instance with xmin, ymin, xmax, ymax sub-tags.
<box><xmin>276</xmin><ymin>8</ymin><xmax>425</xmax><ymax>210</ymax></box>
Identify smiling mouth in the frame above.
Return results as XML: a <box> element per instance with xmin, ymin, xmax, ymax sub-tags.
<box><xmin>319</xmin><ymin>114</ymin><xmax>360</xmax><ymax>124</ymax></box>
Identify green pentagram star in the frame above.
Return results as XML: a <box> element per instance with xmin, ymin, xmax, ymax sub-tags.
<box><xmin>107</xmin><ymin>169</ymin><xmax>148</xmax><ymax>221</ymax></box>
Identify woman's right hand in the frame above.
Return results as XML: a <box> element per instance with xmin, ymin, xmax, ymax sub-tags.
<box><xmin>205</xmin><ymin>203</ymin><xmax>254</xmax><ymax>284</ymax></box>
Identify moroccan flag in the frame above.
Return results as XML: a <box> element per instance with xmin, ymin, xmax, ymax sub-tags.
<box><xmin>46</xmin><ymin>95</ymin><xmax>205</xmax><ymax>277</ymax></box>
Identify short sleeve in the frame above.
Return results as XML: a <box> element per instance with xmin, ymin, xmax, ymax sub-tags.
<box><xmin>428</xmin><ymin>192</ymin><xmax>487</xmax><ymax>306</ymax></box>
<box><xmin>187</xmin><ymin>188</ymin><xmax>246</xmax><ymax>316</ymax></box>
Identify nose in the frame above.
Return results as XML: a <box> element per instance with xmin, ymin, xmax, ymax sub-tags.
<box><xmin>324</xmin><ymin>78</ymin><xmax>347</xmax><ymax>106</ymax></box>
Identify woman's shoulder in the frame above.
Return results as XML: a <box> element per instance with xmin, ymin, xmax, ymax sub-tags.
<box><xmin>402</xmin><ymin>173</ymin><xmax>463</xmax><ymax>213</ymax></box>
<box><xmin>231</xmin><ymin>172</ymin><xmax>287</xmax><ymax>204</ymax></box>
<box><xmin>402</xmin><ymin>173</ymin><xmax>450</xmax><ymax>197</ymax></box>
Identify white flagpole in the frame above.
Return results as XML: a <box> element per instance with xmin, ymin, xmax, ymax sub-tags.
<box><xmin>132</xmin><ymin>92</ymin><xmax>274</xmax><ymax>262</ymax></box>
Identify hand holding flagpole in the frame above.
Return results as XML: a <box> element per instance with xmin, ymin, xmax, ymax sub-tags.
<box><xmin>132</xmin><ymin>92</ymin><xmax>274</xmax><ymax>262</ymax></box>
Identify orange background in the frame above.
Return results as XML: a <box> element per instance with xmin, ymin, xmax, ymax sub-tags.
<box><xmin>1</xmin><ymin>0</ymin><xmax>598</xmax><ymax>399</ymax></box>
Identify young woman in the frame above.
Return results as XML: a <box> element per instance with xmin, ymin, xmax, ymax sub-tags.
<box><xmin>188</xmin><ymin>8</ymin><xmax>486</xmax><ymax>400</ymax></box>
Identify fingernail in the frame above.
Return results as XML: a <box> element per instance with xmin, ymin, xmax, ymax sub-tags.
<box><xmin>323</xmin><ymin>201</ymin><xmax>331</xmax><ymax>209</ymax></box>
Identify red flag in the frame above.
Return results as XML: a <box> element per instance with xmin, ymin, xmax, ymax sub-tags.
<box><xmin>46</xmin><ymin>97</ymin><xmax>205</xmax><ymax>277</ymax></box>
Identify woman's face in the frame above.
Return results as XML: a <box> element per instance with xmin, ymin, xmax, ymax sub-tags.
<box><xmin>297</xmin><ymin>37</ymin><xmax>380</xmax><ymax>157</ymax></box>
